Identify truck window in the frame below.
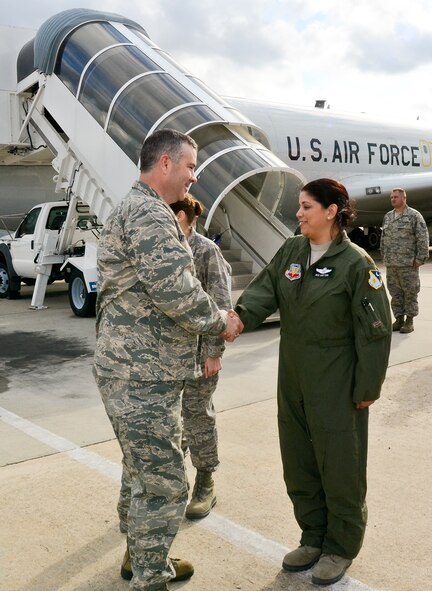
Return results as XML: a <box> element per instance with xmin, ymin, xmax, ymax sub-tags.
<box><xmin>15</xmin><ymin>207</ymin><xmax>42</xmax><ymax>238</ymax></box>
<box><xmin>46</xmin><ymin>207</ymin><xmax>68</xmax><ymax>230</ymax></box>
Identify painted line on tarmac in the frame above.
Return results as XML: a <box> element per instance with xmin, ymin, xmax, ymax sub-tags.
<box><xmin>0</xmin><ymin>406</ymin><xmax>121</xmax><ymax>481</ymax></box>
<box><xmin>199</xmin><ymin>513</ymin><xmax>381</xmax><ymax>591</ymax></box>
<box><xmin>1</xmin><ymin>406</ymin><xmax>381</xmax><ymax>591</ymax></box>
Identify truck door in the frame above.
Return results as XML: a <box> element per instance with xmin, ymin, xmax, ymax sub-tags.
<box><xmin>10</xmin><ymin>206</ymin><xmax>42</xmax><ymax>277</ymax></box>
<box><xmin>11</xmin><ymin>206</ymin><xmax>67</xmax><ymax>277</ymax></box>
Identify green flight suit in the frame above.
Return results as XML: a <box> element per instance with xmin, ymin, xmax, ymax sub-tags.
<box><xmin>236</xmin><ymin>233</ymin><xmax>391</xmax><ymax>559</ymax></box>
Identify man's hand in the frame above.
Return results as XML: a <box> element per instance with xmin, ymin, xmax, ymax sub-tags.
<box><xmin>204</xmin><ymin>356</ymin><xmax>222</xmax><ymax>378</ymax></box>
<box><xmin>222</xmin><ymin>309</ymin><xmax>244</xmax><ymax>342</ymax></box>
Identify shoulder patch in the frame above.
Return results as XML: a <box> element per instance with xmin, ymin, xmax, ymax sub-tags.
<box><xmin>368</xmin><ymin>269</ymin><xmax>383</xmax><ymax>290</ymax></box>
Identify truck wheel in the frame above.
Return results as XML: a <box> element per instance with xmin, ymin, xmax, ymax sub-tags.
<box><xmin>365</xmin><ymin>227</ymin><xmax>381</xmax><ymax>250</ymax></box>
<box><xmin>0</xmin><ymin>262</ymin><xmax>10</xmax><ymax>298</ymax></box>
<box><xmin>68</xmin><ymin>269</ymin><xmax>96</xmax><ymax>317</ymax></box>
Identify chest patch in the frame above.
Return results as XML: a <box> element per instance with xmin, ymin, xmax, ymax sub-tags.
<box><xmin>314</xmin><ymin>266</ymin><xmax>335</xmax><ymax>278</ymax></box>
<box><xmin>285</xmin><ymin>263</ymin><xmax>302</xmax><ymax>281</ymax></box>
<box><xmin>368</xmin><ymin>270</ymin><xmax>383</xmax><ymax>290</ymax></box>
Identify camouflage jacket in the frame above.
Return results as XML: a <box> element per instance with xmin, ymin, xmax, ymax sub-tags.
<box><xmin>381</xmin><ymin>206</ymin><xmax>429</xmax><ymax>267</ymax></box>
<box><xmin>188</xmin><ymin>228</ymin><xmax>232</xmax><ymax>360</ymax></box>
<box><xmin>94</xmin><ymin>182</ymin><xmax>227</xmax><ymax>382</ymax></box>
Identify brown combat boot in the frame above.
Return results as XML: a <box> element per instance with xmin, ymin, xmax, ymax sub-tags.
<box><xmin>120</xmin><ymin>547</ymin><xmax>194</xmax><ymax>582</ymax></box>
<box><xmin>400</xmin><ymin>316</ymin><xmax>414</xmax><ymax>333</ymax></box>
<box><xmin>185</xmin><ymin>470</ymin><xmax>216</xmax><ymax>520</ymax></box>
<box><xmin>282</xmin><ymin>545</ymin><xmax>321</xmax><ymax>572</ymax></box>
<box><xmin>312</xmin><ymin>554</ymin><xmax>352</xmax><ymax>585</ymax></box>
<box><xmin>392</xmin><ymin>316</ymin><xmax>404</xmax><ymax>331</ymax></box>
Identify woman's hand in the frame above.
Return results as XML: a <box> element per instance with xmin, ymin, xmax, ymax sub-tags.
<box><xmin>355</xmin><ymin>400</ymin><xmax>375</xmax><ymax>409</ymax></box>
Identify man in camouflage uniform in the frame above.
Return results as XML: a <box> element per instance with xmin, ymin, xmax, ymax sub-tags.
<box><xmin>171</xmin><ymin>195</ymin><xmax>232</xmax><ymax>520</ymax></box>
<box><xmin>93</xmin><ymin>129</ymin><xmax>241</xmax><ymax>591</ymax></box>
<box><xmin>381</xmin><ymin>188</ymin><xmax>429</xmax><ymax>333</ymax></box>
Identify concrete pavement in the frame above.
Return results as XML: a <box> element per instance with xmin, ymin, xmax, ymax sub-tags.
<box><xmin>0</xmin><ymin>258</ymin><xmax>431</xmax><ymax>591</ymax></box>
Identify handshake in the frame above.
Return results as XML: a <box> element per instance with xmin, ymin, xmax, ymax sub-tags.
<box><xmin>221</xmin><ymin>309</ymin><xmax>244</xmax><ymax>342</ymax></box>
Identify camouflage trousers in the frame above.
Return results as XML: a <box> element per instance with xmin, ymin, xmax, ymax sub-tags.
<box><xmin>182</xmin><ymin>372</ymin><xmax>220</xmax><ymax>472</ymax></box>
<box><xmin>94</xmin><ymin>374</ymin><xmax>187</xmax><ymax>591</ymax></box>
<box><xmin>386</xmin><ymin>266</ymin><xmax>420</xmax><ymax>317</ymax></box>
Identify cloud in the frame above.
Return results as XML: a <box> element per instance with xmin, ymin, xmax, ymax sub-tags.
<box><xmin>349</xmin><ymin>23</ymin><xmax>432</xmax><ymax>74</ymax></box>
<box><xmin>134</xmin><ymin>0</ymin><xmax>282</xmax><ymax>66</ymax></box>
<box><xmin>2</xmin><ymin>0</ymin><xmax>432</xmax><ymax>122</ymax></box>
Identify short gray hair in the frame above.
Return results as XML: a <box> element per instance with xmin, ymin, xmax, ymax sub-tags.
<box><xmin>140</xmin><ymin>129</ymin><xmax>197</xmax><ymax>172</ymax></box>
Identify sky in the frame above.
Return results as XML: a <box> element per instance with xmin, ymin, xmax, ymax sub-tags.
<box><xmin>2</xmin><ymin>0</ymin><xmax>432</xmax><ymax>124</ymax></box>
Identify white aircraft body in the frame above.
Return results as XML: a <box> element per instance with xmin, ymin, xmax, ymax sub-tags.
<box><xmin>228</xmin><ymin>97</ymin><xmax>432</xmax><ymax>246</ymax></box>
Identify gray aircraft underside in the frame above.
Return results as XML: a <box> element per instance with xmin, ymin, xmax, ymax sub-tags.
<box><xmin>0</xmin><ymin>166</ymin><xmax>58</xmax><ymax>233</ymax></box>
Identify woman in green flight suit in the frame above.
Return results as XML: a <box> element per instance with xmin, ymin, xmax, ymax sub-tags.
<box><xmin>235</xmin><ymin>178</ymin><xmax>391</xmax><ymax>586</ymax></box>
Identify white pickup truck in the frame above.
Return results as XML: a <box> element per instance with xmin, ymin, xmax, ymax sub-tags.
<box><xmin>0</xmin><ymin>201</ymin><xmax>99</xmax><ymax>316</ymax></box>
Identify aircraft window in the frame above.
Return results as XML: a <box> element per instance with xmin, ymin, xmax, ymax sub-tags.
<box><xmin>79</xmin><ymin>45</ymin><xmax>159</xmax><ymax>128</ymax></box>
<box><xmin>107</xmin><ymin>73</ymin><xmax>198</xmax><ymax>164</ymax></box>
<box><xmin>15</xmin><ymin>207</ymin><xmax>42</xmax><ymax>238</ymax></box>
<box><xmin>56</xmin><ymin>22</ymin><xmax>129</xmax><ymax>96</ymax></box>
<box><xmin>46</xmin><ymin>206</ymin><xmax>68</xmax><ymax>230</ymax></box>
<box><xmin>192</xmin><ymin>148</ymin><xmax>269</xmax><ymax>213</ymax></box>
<box><xmin>154</xmin><ymin>105</ymin><xmax>220</xmax><ymax>136</ymax></box>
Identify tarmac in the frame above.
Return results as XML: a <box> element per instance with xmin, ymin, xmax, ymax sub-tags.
<box><xmin>0</xmin><ymin>256</ymin><xmax>431</xmax><ymax>591</ymax></box>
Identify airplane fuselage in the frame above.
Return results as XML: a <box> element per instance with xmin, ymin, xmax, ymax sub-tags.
<box><xmin>228</xmin><ymin>97</ymin><xmax>432</xmax><ymax>227</ymax></box>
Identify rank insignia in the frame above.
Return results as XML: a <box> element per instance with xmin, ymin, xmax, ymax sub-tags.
<box><xmin>285</xmin><ymin>263</ymin><xmax>302</xmax><ymax>281</ymax></box>
<box><xmin>368</xmin><ymin>270</ymin><xmax>383</xmax><ymax>290</ymax></box>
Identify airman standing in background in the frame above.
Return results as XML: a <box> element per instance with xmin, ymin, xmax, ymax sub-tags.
<box><xmin>381</xmin><ymin>188</ymin><xmax>429</xmax><ymax>333</ymax></box>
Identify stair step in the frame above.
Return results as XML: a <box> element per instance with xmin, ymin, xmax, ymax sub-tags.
<box><xmin>231</xmin><ymin>274</ymin><xmax>256</xmax><ymax>290</ymax></box>
<box><xmin>220</xmin><ymin>248</ymin><xmax>242</xmax><ymax>262</ymax></box>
